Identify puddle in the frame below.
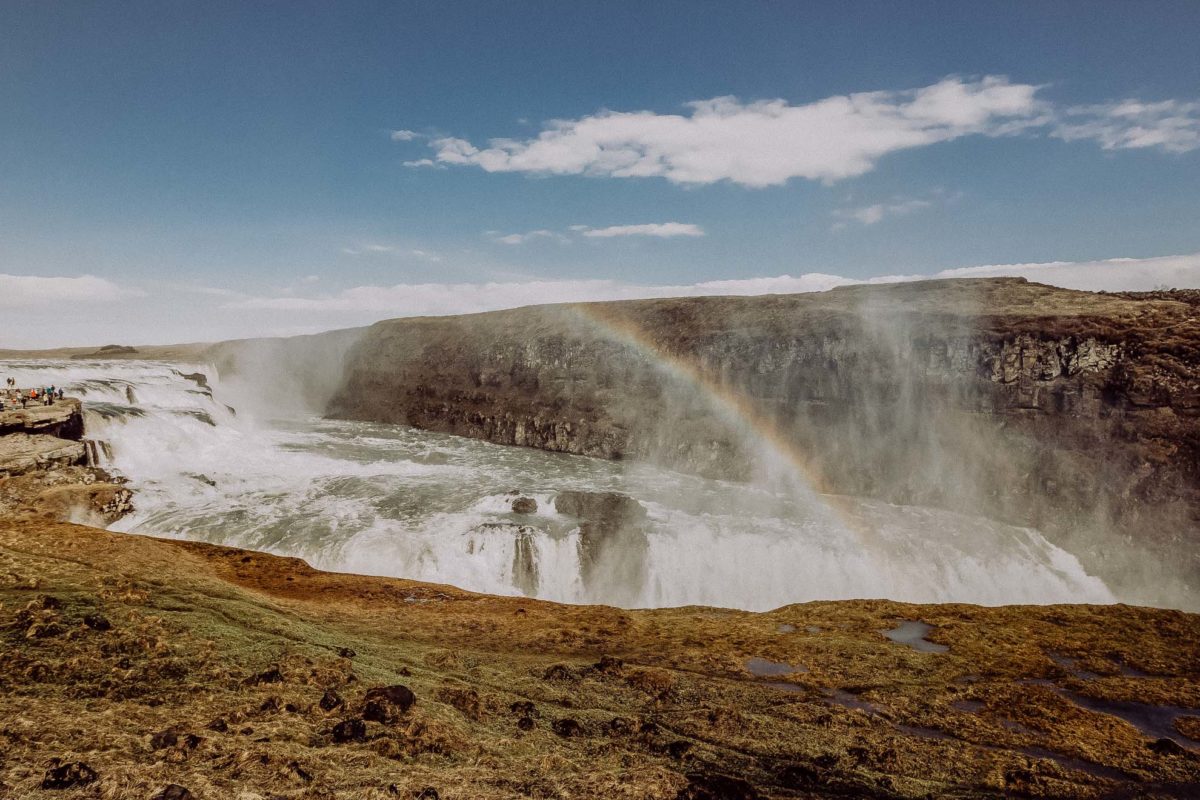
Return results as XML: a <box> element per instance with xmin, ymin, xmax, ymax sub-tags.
<box><xmin>776</xmin><ymin>623</ymin><xmax>795</xmax><ymax>633</ymax></box>
<box><xmin>1047</xmin><ymin>652</ymin><xmax>1101</xmax><ymax>681</ymax></box>
<box><xmin>1059</xmin><ymin>691</ymin><xmax>1200</xmax><ymax>751</ymax></box>
<box><xmin>951</xmin><ymin>700</ymin><xmax>985</xmax><ymax>713</ymax></box>
<box><xmin>746</xmin><ymin>657</ymin><xmax>807</xmax><ymax>677</ymax></box>
<box><xmin>883</xmin><ymin>621</ymin><xmax>948</xmax><ymax>653</ymax></box>
<box><xmin>1017</xmin><ymin>746</ymin><xmax>1132</xmax><ymax>781</ymax></box>
<box><xmin>805</xmin><ymin>625</ymin><xmax>821</xmax><ymax>634</ymax></box>
<box><xmin>823</xmin><ymin>689</ymin><xmax>880</xmax><ymax>714</ymax></box>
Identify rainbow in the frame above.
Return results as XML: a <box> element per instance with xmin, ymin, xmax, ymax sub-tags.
<box><xmin>565</xmin><ymin>302</ymin><xmax>881</xmax><ymax>550</ymax></box>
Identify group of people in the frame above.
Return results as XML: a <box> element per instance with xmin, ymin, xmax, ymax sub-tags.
<box><xmin>2</xmin><ymin>378</ymin><xmax>64</xmax><ymax>410</ymax></box>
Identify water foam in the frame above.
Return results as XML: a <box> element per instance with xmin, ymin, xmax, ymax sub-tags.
<box><xmin>0</xmin><ymin>358</ymin><xmax>1116</xmax><ymax>610</ymax></box>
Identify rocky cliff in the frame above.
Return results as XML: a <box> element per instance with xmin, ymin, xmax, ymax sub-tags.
<box><xmin>0</xmin><ymin>398</ymin><xmax>132</xmax><ymax>524</ymax></box>
<box><xmin>327</xmin><ymin>278</ymin><xmax>1200</xmax><ymax>605</ymax></box>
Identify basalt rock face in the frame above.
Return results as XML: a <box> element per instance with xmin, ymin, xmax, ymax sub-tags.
<box><xmin>328</xmin><ymin>279</ymin><xmax>1200</xmax><ymax>604</ymax></box>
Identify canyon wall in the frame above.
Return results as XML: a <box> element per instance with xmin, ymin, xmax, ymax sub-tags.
<box><xmin>326</xmin><ymin>278</ymin><xmax>1200</xmax><ymax>603</ymax></box>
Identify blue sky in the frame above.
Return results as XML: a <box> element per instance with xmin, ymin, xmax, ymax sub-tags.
<box><xmin>2</xmin><ymin>1</ymin><xmax>1199</xmax><ymax>346</ymax></box>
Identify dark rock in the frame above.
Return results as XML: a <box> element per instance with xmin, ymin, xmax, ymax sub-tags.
<box><xmin>40</xmin><ymin>760</ymin><xmax>98</xmax><ymax>790</ymax></box>
<box><xmin>666</xmin><ymin>740</ymin><xmax>693</xmax><ymax>759</ymax></box>
<box><xmin>511</xmin><ymin>496</ymin><xmax>538</xmax><ymax>514</ymax></box>
<box><xmin>247</xmin><ymin>666</ymin><xmax>284</xmax><ymax>685</ymax></box>
<box><xmin>83</xmin><ymin>613</ymin><xmax>111</xmax><ymax>631</ymax></box>
<box><xmin>414</xmin><ymin>788</ymin><xmax>440</xmax><ymax>800</ymax></box>
<box><xmin>320</xmin><ymin>689</ymin><xmax>345</xmax><ymax>711</ymax></box>
<box><xmin>331</xmin><ymin>718</ymin><xmax>367</xmax><ymax>743</ymax></box>
<box><xmin>592</xmin><ymin>655</ymin><xmax>625</xmax><ymax>674</ymax></box>
<box><xmin>1149</xmin><ymin>737</ymin><xmax>1188</xmax><ymax>756</ymax></box>
<box><xmin>543</xmin><ymin>664</ymin><xmax>575</xmax><ymax>681</ymax></box>
<box><xmin>509</xmin><ymin>700</ymin><xmax>538</xmax><ymax>717</ymax></box>
<box><xmin>362</xmin><ymin>685</ymin><xmax>416</xmax><ymax>723</ymax></box>
<box><xmin>337</xmin><ymin>646</ymin><xmax>356</xmax><ymax>659</ymax></box>
<box><xmin>207</xmin><ymin>718</ymin><xmax>229</xmax><ymax>733</ymax></box>
<box><xmin>151</xmin><ymin>784</ymin><xmax>193</xmax><ymax>800</ymax></box>
<box><xmin>676</xmin><ymin>773</ymin><xmax>760</xmax><ymax>800</ymax></box>
<box><xmin>554</xmin><ymin>491</ymin><xmax>646</xmax><ymax>529</ymax></box>
<box><xmin>517</xmin><ymin>716</ymin><xmax>535</xmax><ymax>731</ymax></box>
<box><xmin>288</xmin><ymin>760</ymin><xmax>314</xmax><ymax>783</ymax></box>
<box><xmin>606</xmin><ymin>717</ymin><xmax>633</xmax><ymax>736</ymax></box>
<box><xmin>552</xmin><ymin>718</ymin><xmax>583</xmax><ymax>738</ymax></box>
<box><xmin>150</xmin><ymin>729</ymin><xmax>178</xmax><ymax>750</ymax></box>
<box><xmin>260</xmin><ymin>696</ymin><xmax>281</xmax><ymax>712</ymax></box>
<box><xmin>364</xmin><ymin>684</ymin><xmax>416</xmax><ymax>713</ymax></box>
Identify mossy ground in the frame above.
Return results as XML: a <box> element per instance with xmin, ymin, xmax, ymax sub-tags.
<box><xmin>1</xmin><ymin>518</ymin><xmax>1198</xmax><ymax>799</ymax></box>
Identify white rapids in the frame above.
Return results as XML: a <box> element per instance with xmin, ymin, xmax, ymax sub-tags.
<box><xmin>0</xmin><ymin>358</ymin><xmax>1115</xmax><ymax>611</ymax></box>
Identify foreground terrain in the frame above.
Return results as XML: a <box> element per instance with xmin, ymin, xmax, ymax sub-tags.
<box><xmin>1</xmin><ymin>515</ymin><xmax>1198</xmax><ymax>799</ymax></box>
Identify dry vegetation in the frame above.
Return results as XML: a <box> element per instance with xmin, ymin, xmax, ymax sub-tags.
<box><xmin>1</xmin><ymin>517</ymin><xmax>1198</xmax><ymax>799</ymax></box>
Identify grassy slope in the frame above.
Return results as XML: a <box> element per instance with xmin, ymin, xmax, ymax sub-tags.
<box><xmin>1</xmin><ymin>518</ymin><xmax>1198</xmax><ymax>799</ymax></box>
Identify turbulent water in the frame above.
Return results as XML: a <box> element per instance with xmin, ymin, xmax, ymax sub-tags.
<box><xmin>2</xmin><ymin>359</ymin><xmax>1115</xmax><ymax>611</ymax></box>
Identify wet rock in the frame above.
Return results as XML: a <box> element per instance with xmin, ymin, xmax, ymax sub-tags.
<box><xmin>331</xmin><ymin>718</ymin><xmax>367</xmax><ymax>743</ymax></box>
<box><xmin>553</xmin><ymin>490</ymin><xmax>646</xmax><ymax>529</ymax></box>
<box><xmin>552</xmin><ymin>718</ymin><xmax>583</xmax><ymax>738</ymax></box>
<box><xmin>511</xmin><ymin>496</ymin><xmax>538</xmax><ymax>514</ymax></box>
<box><xmin>40</xmin><ymin>760</ymin><xmax>98</xmax><ymax>790</ymax></box>
<box><xmin>83</xmin><ymin>613</ymin><xmax>111</xmax><ymax>631</ymax></box>
<box><xmin>320</xmin><ymin>689</ymin><xmax>345</xmax><ymax>711</ymax></box>
<box><xmin>676</xmin><ymin>773</ymin><xmax>760</xmax><ymax>800</ymax></box>
<box><xmin>151</xmin><ymin>785</ymin><xmax>194</xmax><ymax>800</ymax></box>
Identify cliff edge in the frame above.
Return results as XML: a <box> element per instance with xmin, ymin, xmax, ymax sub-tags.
<box><xmin>327</xmin><ymin>279</ymin><xmax>1200</xmax><ymax>606</ymax></box>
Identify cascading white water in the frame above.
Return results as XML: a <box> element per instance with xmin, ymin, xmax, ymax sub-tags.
<box><xmin>0</xmin><ymin>359</ymin><xmax>1115</xmax><ymax>610</ymax></box>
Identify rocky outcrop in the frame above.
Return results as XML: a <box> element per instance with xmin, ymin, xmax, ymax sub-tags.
<box><xmin>0</xmin><ymin>434</ymin><xmax>87</xmax><ymax>478</ymax></box>
<box><xmin>0</xmin><ymin>398</ymin><xmax>85</xmax><ymax>441</ymax></box>
<box><xmin>327</xmin><ymin>279</ymin><xmax>1200</xmax><ymax>605</ymax></box>
<box><xmin>0</xmin><ymin>397</ymin><xmax>131</xmax><ymax>524</ymax></box>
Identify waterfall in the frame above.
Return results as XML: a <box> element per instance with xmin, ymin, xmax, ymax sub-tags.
<box><xmin>0</xmin><ymin>357</ymin><xmax>1116</xmax><ymax>611</ymax></box>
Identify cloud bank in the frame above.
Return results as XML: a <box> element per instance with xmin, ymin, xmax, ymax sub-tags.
<box><xmin>0</xmin><ymin>274</ymin><xmax>141</xmax><ymax>309</ymax></box>
<box><xmin>223</xmin><ymin>252</ymin><xmax>1200</xmax><ymax>317</ymax></box>
<box><xmin>405</xmin><ymin>76</ymin><xmax>1199</xmax><ymax>188</ymax></box>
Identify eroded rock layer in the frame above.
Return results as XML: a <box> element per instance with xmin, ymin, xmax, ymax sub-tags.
<box><xmin>327</xmin><ymin>279</ymin><xmax>1200</xmax><ymax>604</ymax></box>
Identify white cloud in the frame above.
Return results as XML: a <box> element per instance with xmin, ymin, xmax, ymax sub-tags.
<box><xmin>343</xmin><ymin>244</ymin><xmax>441</xmax><ymax>261</ymax></box>
<box><xmin>389</xmin><ymin>129</ymin><xmax>419</xmax><ymax>141</ymax></box>
<box><xmin>417</xmin><ymin>76</ymin><xmax>1048</xmax><ymax>187</ymax></box>
<box><xmin>492</xmin><ymin>222</ymin><xmax>704</xmax><ymax>243</ymax></box>
<box><xmin>932</xmin><ymin>252</ymin><xmax>1200</xmax><ymax>292</ymax></box>
<box><xmin>0</xmin><ymin>274</ymin><xmax>143</xmax><ymax>308</ymax></box>
<box><xmin>1052</xmin><ymin>100</ymin><xmax>1200</xmax><ymax>154</ymax></box>
<box><xmin>409</xmin><ymin>78</ymin><xmax>1200</xmax><ymax>187</ymax></box>
<box><xmin>579</xmin><ymin>222</ymin><xmax>705</xmax><ymax>238</ymax></box>
<box><xmin>491</xmin><ymin>229</ymin><xmax>570</xmax><ymax>245</ymax></box>
<box><xmin>833</xmin><ymin>198</ymin><xmax>932</xmax><ymax>228</ymax></box>
<box><xmin>221</xmin><ymin>252</ymin><xmax>1200</xmax><ymax>317</ymax></box>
